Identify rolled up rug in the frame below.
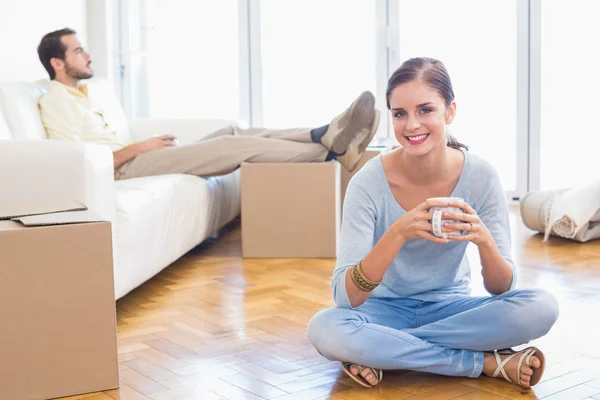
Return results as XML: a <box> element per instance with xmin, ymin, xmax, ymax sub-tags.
<box><xmin>520</xmin><ymin>178</ymin><xmax>600</xmax><ymax>243</ymax></box>
<box><xmin>520</xmin><ymin>189</ymin><xmax>565</xmax><ymax>234</ymax></box>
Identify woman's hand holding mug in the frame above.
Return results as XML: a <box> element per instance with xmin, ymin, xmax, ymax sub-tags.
<box><xmin>427</xmin><ymin>197</ymin><xmax>466</xmax><ymax>239</ymax></box>
<box><xmin>393</xmin><ymin>198</ymin><xmax>456</xmax><ymax>245</ymax></box>
<box><xmin>437</xmin><ymin>198</ymin><xmax>492</xmax><ymax>247</ymax></box>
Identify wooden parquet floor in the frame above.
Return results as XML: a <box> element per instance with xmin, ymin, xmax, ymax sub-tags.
<box><xmin>60</xmin><ymin>206</ymin><xmax>600</xmax><ymax>400</ymax></box>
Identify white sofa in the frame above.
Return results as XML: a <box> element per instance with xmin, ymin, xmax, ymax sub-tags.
<box><xmin>0</xmin><ymin>79</ymin><xmax>241</xmax><ymax>299</ymax></box>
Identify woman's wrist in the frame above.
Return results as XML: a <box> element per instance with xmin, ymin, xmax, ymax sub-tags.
<box><xmin>476</xmin><ymin>231</ymin><xmax>496</xmax><ymax>250</ymax></box>
<box><xmin>390</xmin><ymin>223</ymin><xmax>407</xmax><ymax>246</ymax></box>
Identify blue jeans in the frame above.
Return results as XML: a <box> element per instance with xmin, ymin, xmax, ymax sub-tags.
<box><xmin>307</xmin><ymin>289</ymin><xmax>559</xmax><ymax>378</ymax></box>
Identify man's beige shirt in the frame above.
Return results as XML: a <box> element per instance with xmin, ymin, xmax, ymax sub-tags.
<box><xmin>39</xmin><ymin>80</ymin><xmax>130</xmax><ymax>151</ymax></box>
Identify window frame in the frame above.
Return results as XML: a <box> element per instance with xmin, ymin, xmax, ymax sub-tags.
<box><xmin>115</xmin><ymin>0</ymin><xmax>536</xmax><ymax>199</ymax></box>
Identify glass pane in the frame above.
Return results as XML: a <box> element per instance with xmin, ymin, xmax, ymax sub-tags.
<box><xmin>128</xmin><ymin>0</ymin><xmax>239</xmax><ymax>120</ymax></box>
<box><xmin>129</xmin><ymin>54</ymin><xmax>151</xmax><ymax>118</ymax></box>
<box><xmin>260</xmin><ymin>0</ymin><xmax>377</xmax><ymax>130</ymax></box>
<box><xmin>540</xmin><ymin>0</ymin><xmax>600</xmax><ymax>190</ymax></box>
<box><xmin>397</xmin><ymin>0</ymin><xmax>518</xmax><ymax>192</ymax></box>
<box><xmin>127</xmin><ymin>0</ymin><xmax>149</xmax><ymax>53</ymax></box>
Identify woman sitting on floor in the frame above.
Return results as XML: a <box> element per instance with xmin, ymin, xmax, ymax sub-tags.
<box><xmin>307</xmin><ymin>57</ymin><xmax>559</xmax><ymax>389</ymax></box>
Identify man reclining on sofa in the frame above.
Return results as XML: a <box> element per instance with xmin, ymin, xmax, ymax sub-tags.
<box><xmin>36</xmin><ymin>28</ymin><xmax>381</xmax><ymax>180</ymax></box>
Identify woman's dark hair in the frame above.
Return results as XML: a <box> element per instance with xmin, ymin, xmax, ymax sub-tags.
<box><xmin>386</xmin><ymin>57</ymin><xmax>468</xmax><ymax>151</ymax></box>
<box><xmin>37</xmin><ymin>28</ymin><xmax>77</xmax><ymax>80</ymax></box>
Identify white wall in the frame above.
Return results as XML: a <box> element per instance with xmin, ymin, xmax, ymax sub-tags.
<box><xmin>0</xmin><ymin>0</ymin><xmax>87</xmax><ymax>81</ymax></box>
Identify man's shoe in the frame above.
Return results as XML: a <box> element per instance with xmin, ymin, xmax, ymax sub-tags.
<box><xmin>320</xmin><ymin>91</ymin><xmax>376</xmax><ymax>154</ymax></box>
<box><xmin>336</xmin><ymin>109</ymin><xmax>380</xmax><ymax>172</ymax></box>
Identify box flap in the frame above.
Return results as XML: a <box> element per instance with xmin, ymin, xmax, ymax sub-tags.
<box><xmin>0</xmin><ymin>201</ymin><xmax>87</xmax><ymax>220</ymax></box>
<box><xmin>13</xmin><ymin>210</ymin><xmax>105</xmax><ymax>226</ymax></box>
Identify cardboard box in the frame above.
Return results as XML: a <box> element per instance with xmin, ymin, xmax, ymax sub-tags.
<box><xmin>241</xmin><ymin>162</ymin><xmax>340</xmax><ymax>258</ymax></box>
<box><xmin>0</xmin><ymin>202</ymin><xmax>119</xmax><ymax>400</ymax></box>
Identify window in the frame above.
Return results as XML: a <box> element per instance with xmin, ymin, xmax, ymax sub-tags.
<box><xmin>540</xmin><ymin>0</ymin><xmax>600</xmax><ymax>190</ymax></box>
<box><xmin>260</xmin><ymin>0</ymin><xmax>377</xmax><ymax>130</ymax></box>
<box><xmin>397</xmin><ymin>0</ymin><xmax>519</xmax><ymax>193</ymax></box>
<box><xmin>118</xmin><ymin>1</ymin><xmax>564</xmax><ymax>197</ymax></box>
<box><xmin>123</xmin><ymin>0</ymin><xmax>240</xmax><ymax>120</ymax></box>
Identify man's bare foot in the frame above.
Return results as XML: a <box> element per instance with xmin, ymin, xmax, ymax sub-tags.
<box><xmin>348</xmin><ymin>364</ymin><xmax>381</xmax><ymax>386</ymax></box>
<box><xmin>482</xmin><ymin>349</ymin><xmax>543</xmax><ymax>387</ymax></box>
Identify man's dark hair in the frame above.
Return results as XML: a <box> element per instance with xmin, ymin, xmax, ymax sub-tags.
<box><xmin>37</xmin><ymin>28</ymin><xmax>77</xmax><ymax>80</ymax></box>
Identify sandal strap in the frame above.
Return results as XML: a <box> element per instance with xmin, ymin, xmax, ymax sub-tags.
<box><xmin>491</xmin><ymin>350</ymin><xmax>516</xmax><ymax>384</ymax></box>
<box><xmin>525</xmin><ymin>348</ymin><xmax>536</xmax><ymax>366</ymax></box>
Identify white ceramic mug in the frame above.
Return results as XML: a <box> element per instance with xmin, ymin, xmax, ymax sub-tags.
<box><xmin>427</xmin><ymin>197</ymin><xmax>465</xmax><ymax>238</ymax></box>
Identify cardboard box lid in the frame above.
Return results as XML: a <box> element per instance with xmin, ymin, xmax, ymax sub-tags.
<box><xmin>0</xmin><ymin>200</ymin><xmax>87</xmax><ymax>221</ymax></box>
<box><xmin>15</xmin><ymin>210</ymin><xmax>105</xmax><ymax>226</ymax></box>
<box><xmin>0</xmin><ymin>201</ymin><xmax>105</xmax><ymax>227</ymax></box>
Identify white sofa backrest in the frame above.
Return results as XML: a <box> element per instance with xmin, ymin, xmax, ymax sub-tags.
<box><xmin>0</xmin><ymin>78</ymin><xmax>131</xmax><ymax>143</ymax></box>
<box><xmin>0</xmin><ymin>80</ymin><xmax>48</xmax><ymax>140</ymax></box>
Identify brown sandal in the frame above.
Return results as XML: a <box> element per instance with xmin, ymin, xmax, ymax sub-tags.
<box><xmin>490</xmin><ymin>346</ymin><xmax>546</xmax><ymax>387</ymax></box>
<box><xmin>341</xmin><ymin>362</ymin><xmax>383</xmax><ymax>388</ymax></box>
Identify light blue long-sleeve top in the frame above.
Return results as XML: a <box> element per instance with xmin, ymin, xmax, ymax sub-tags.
<box><xmin>333</xmin><ymin>150</ymin><xmax>517</xmax><ymax>309</ymax></box>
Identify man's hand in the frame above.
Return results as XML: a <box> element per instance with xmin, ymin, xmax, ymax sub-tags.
<box><xmin>113</xmin><ymin>135</ymin><xmax>177</xmax><ymax>170</ymax></box>
<box><xmin>136</xmin><ymin>135</ymin><xmax>178</xmax><ymax>153</ymax></box>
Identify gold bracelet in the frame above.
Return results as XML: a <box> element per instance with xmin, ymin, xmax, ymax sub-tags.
<box><xmin>355</xmin><ymin>261</ymin><xmax>382</xmax><ymax>286</ymax></box>
<box><xmin>350</xmin><ymin>266</ymin><xmax>376</xmax><ymax>291</ymax></box>
<box><xmin>350</xmin><ymin>264</ymin><xmax>380</xmax><ymax>292</ymax></box>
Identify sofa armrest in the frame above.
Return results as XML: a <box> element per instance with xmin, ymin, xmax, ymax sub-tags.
<box><xmin>0</xmin><ymin>140</ymin><xmax>115</xmax><ymax>222</ymax></box>
<box><xmin>129</xmin><ymin>118</ymin><xmax>246</xmax><ymax>145</ymax></box>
